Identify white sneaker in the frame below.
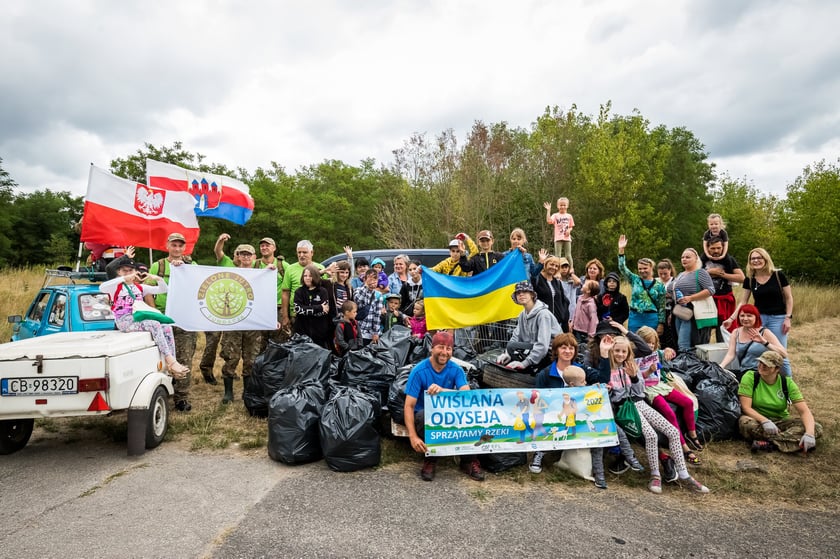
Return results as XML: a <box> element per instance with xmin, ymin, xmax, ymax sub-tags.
<box><xmin>529</xmin><ymin>451</ymin><xmax>544</xmax><ymax>474</ymax></box>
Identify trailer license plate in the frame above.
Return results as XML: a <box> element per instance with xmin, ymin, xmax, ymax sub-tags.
<box><xmin>1</xmin><ymin>376</ymin><xmax>79</xmax><ymax>396</ymax></box>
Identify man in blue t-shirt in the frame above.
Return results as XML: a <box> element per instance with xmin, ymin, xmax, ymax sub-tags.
<box><xmin>404</xmin><ymin>331</ymin><xmax>485</xmax><ymax>482</ymax></box>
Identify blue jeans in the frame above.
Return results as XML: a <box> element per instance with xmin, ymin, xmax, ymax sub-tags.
<box><xmin>675</xmin><ymin>316</ymin><xmax>693</xmax><ymax>352</ymax></box>
<box><xmin>761</xmin><ymin>314</ymin><xmax>792</xmax><ymax>377</ymax></box>
<box><xmin>629</xmin><ymin>311</ymin><xmax>659</xmax><ymax>333</ymax></box>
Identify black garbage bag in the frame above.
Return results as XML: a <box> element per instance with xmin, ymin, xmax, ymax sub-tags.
<box><xmin>340</xmin><ymin>345</ymin><xmax>397</xmax><ymax>411</ymax></box>
<box><xmin>409</xmin><ymin>332</ymin><xmax>432</xmax><ymax>363</ymax></box>
<box><xmin>243</xmin><ymin>361</ymin><xmax>269</xmax><ymax>418</ymax></box>
<box><xmin>319</xmin><ymin>385</ymin><xmax>381</xmax><ymax>472</ymax></box>
<box><xmin>668</xmin><ymin>352</ymin><xmax>711</xmax><ymax>389</ymax></box>
<box><xmin>377</xmin><ymin>326</ymin><xmax>415</xmax><ymax>368</ymax></box>
<box><xmin>668</xmin><ymin>352</ymin><xmax>740</xmax><ymax>441</ymax></box>
<box><xmin>244</xmin><ymin>336</ymin><xmax>316</xmax><ymax>416</ymax></box>
<box><xmin>693</xmin><ymin>377</ymin><xmax>742</xmax><ymax>441</ymax></box>
<box><xmin>280</xmin><ymin>342</ymin><xmax>333</xmax><ymax>388</ymax></box>
<box><xmin>267</xmin><ymin>380</ymin><xmax>327</xmax><ymax>464</ymax></box>
<box><xmin>387</xmin><ymin>365</ymin><xmax>414</xmax><ymax>425</ymax></box>
<box><xmin>479</xmin><ymin>452</ymin><xmax>527</xmax><ymax>473</ymax></box>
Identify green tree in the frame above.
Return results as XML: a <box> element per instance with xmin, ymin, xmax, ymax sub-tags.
<box><xmin>776</xmin><ymin>159</ymin><xmax>840</xmax><ymax>282</ymax></box>
<box><xmin>10</xmin><ymin>190</ymin><xmax>84</xmax><ymax>267</ymax></box>
<box><xmin>711</xmin><ymin>175</ymin><xmax>779</xmax><ymax>264</ymax></box>
<box><xmin>0</xmin><ymin>157</ymin><xmax>17</xmax><ymax>266</ymax></box>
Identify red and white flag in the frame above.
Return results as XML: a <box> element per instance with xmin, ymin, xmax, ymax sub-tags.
<box><xmin>146</xmin><ymin>159</ymin><xmax>254</xmax><ymax>225</ymax></box>
<box><xmin>80</xmin><ymin>166</ymin><xmax>200</xmax><ymax>253</ymax></box>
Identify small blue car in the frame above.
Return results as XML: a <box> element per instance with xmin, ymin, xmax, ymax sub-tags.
<box><xmin>8</xmin><ymin>269</ymin><xmax>116</xmax><ymax>342</ymax></box>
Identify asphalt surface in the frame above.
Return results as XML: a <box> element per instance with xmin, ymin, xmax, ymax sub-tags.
<box><xmin>2</xmin><ymin>434</ymin><xmax>839</xmax><ymax>559</ymax></box>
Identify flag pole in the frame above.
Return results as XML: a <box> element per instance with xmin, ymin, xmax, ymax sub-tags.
<box><xmin>74</xmin><ymin>242</ymin><xmax>84</xmax><ymax>271</ymax></box>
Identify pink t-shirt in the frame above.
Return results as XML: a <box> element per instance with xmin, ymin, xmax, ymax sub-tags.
<box><xmin>550</xmin><ymin>212</ymin><xmax>575</xmax><ymax>241</ymax></box>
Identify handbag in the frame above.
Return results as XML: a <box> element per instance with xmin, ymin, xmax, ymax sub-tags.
<box><xmin>123</xmin><ymin>283</ymin><xmax>176</xmax><ymax>324</ymax></box>
<box><xmin>613</xmin><ymin>372</ymin><xmax>643</xmax><ymax>438</ymax></box>
<box><xmin>692</xmin><ymin>271</ymin><xmax>718</xmax><ymax>329</ymax></box>
<box><xmin>672</xmin><ymin>304</ymin><xmax>693</xmax><ymax>321</ymax></box>
<box><xmin>670</xmin><ymin>273</ymin><xmax>693</xmax><ymax>320</ymax></box>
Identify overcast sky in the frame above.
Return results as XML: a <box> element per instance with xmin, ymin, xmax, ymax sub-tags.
<box><xmin>2</xmin><ymin>0</ymin><xmax>838</xmax><ymax>198</ymax></box>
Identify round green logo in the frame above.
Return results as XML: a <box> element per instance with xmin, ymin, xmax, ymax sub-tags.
<box><xmin>197</xmin><ymin>271</ymin><xmax>255</xmax><ymax>325</ymax></box>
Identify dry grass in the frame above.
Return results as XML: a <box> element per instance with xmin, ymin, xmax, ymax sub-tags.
<box><xmin>4</xmin><ymin>267</ymin><xmax>840</xmax><ymax>506</ymax></box>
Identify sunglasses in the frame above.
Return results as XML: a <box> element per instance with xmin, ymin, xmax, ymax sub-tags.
<box><xmin>237</xmin><ymin>252</ymin><xmax>255</xmax><ymax>257</ymax></box>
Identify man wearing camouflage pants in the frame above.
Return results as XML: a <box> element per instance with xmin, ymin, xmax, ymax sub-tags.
<box><xmin>214</xmin><ymin>234</ymin><xmax>263</xmax><ymax>404</ymax></box>
<box><xmin>148</xmin><ymin>232</ymin><xmax>197</xmax><ymax>412</ymax></box>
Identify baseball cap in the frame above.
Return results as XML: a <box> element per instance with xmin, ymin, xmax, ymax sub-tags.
<box><xmin>448</xmin><ymin>239</ymin><xmax>461</xmax><ymax>248</ymax></box>
<box><xmin>235</xmin><ymin>244</ymin><xmax>256</xmax><ymax>255</ymax></box>
<box><xmin>167</xmin><ymin>232</ymin><xmax>186</xmax><ymax>243</ymax></box>
<box><xmin>385</xmin><ymin>293</ymin><xmax>401</xmax><ymax>301</ymax></box>
<box><xmin>259</xmin><ymin>237</ymin><xmax>276</xmax><ymax>246</ymax></box>
<box><xmin>477</xmin><ymin>230</ymin><xmax>493</xmax><ymax>240</ymax></box>
<box><xmin>757</xmin><ymin>351</ymin><xmax>784</xmax><ymax>369</ymax></box>
<box><xmin>557</xmin><ymin>257</ymin><xmax>570</xmax><ymax>267</ymax></box>
<box><xmin>431</xmin><ymin>331</ymin><xmax>454</xmax><ymax>348</ymax></box>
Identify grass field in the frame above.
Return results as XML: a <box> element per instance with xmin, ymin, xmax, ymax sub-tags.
<box><xmin>3</xmin><ymin>266</ymin><xmax>839</xmax><ymax>507</ymax></box>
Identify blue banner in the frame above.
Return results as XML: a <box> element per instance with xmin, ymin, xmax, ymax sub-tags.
<box><xmin>423</xmin><ymin>386</ymin><xmax>618</xmax><ymax>457</ymax></box>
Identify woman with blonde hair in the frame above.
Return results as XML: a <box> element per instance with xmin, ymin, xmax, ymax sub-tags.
<box><xmin>723</xmin><ymin>247</ymin><xmax>793</xmax><ymax>376</ymax></box>
<box><xmin>670</xmin><ymin>248</ymin><xmax>715</xmax><ymax>352</ymax></box>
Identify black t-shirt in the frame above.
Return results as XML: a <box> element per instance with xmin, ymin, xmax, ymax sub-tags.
<box><xmin>742</xmin><ymin>271</ymin><xmax>789</xmax><ymax>315</ymax></box>
<box><xmin>703</xmin><ymin>229</ymin><xmax>730</xmax><ymax>242</ymax></box>
<box><xmin>700</xmin><ymin>254</ymin><xmax>742</xmax><ymax>295</ymax></box>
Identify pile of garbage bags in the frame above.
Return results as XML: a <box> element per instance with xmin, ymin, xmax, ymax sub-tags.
<box><xmin>667</xmin><ymin>352</ymin><xmax>741</xmax><ymax>441</ymax></box>
<box><xmin>258</xmin><ymin>327</ymin><xmax>429</xmax><ymax>472</ymax></box>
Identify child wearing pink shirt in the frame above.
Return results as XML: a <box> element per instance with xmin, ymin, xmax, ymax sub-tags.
<box><xmin>544</xmin><ymin>197</ymin><xmax>575</xmax><ymax>269</ymax></box>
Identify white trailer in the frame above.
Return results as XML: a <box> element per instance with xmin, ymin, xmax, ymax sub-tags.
<box><xmin>0</xmin><ymin>331</ymin><xmax>174</xmax><ymax>455</ymax></box>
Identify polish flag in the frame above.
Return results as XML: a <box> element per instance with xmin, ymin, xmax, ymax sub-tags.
<box><xmin>80</xmin><ymin>166</ymin><xmax>200</xmax><ymax>253</ymax></box>
<box><xmin>146</xmin><ymin>159</ymin><xmax>254</xmax><ymax>226</ymax></box>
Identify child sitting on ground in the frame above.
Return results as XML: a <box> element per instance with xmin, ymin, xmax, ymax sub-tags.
<box><xmin>334</xmin><ymin>300</ymin><xmax>362</xmax><ymax>355</ymax></box>
<box><xmin>636</xmin><ymin>326</ymin><xmax>704</xmax><ymax>465</ymax></box>
<box><xmin>408</xmin><ymin>300</ymin><xmax>427</xmax><ymax>339</ymax></box>
<box><xmin>604</xmin><ymin>336</ymin><xmax>709</xmax><ymax>494</ymax></box>
<box><xmin>562</xmin><ymin>366</ymin><xmax>614</xmax><ymax>489</ymax></box>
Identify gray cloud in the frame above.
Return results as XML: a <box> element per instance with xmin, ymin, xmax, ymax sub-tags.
<box><xmin>1</xmin><ymin>0</ymin><xmax>838</xmax><ymax>198</ymax></box>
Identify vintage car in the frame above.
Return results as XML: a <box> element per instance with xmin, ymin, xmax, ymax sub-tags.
<box><xmin>8</xmin><ymin>268</ymin><xmax>116</xmax><ymax>341</ymax></box>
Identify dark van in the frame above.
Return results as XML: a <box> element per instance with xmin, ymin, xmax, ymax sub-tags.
<box><xmin>321</xmin><ymin>249</ymin><xmax>449</xmax><ymax>274</ymax></box>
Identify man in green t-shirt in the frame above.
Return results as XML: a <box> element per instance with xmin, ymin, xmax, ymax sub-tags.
<box><xmin>254</xmin><ymin>237</ymin><xmax>289</xmax><ymax>348</ymax></box>
<box><xmin>147</xmin><ymin>232</ymin><xmax>197</xmax><ymax>412</ymax></box>
<box><xmin>279</xmin><ymin>240</ymin><xmax>336</xmax><ymax>332</ymax></box>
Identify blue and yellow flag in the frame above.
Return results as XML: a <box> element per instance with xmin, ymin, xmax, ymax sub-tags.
<box><xmin>422</xmin><ymin>251</ymin><xmax>528</xmax><ymax>330</ymax></box>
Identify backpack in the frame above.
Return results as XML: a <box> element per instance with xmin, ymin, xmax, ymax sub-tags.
<box><xmin>334</xmin><ymin>321</ymin><xmax>358</xmax><ymax>356</ymax></box>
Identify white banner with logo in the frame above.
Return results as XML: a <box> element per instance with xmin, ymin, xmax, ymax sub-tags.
<box><xmin>166</xmin><ymin>264</ymin><xmax>278</xmax><ymax>331</ymax></box>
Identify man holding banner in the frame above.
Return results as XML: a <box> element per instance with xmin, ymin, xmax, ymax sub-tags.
<box><xmin>404</xmin><ymin>331</ymin><xmax>486</xmax><ymax>482</ymax></box>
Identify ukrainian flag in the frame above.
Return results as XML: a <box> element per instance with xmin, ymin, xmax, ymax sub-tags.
<box><xmin>423</xmin><ymin>251</ymin><xmax>528</xmax><ymax>330</ymax></box>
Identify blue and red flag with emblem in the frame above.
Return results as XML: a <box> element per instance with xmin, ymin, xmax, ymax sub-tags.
<box><xmin>146</xmin><ymin>159</ymin><xmax>254</xmax><ymax>225</ymax></box>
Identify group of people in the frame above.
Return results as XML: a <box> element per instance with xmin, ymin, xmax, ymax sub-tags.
<box><xmin>403</xmin><ymin>203</ymin><xmax>819</xmax><ymax>488</ymax></box>
<box><xmin>96</xmin><ymin>200</ymin><xmax>819</xmax><ymax>489</ymax></box>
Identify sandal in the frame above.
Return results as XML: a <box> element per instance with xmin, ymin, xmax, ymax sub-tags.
<box><xmin>684</xmin><ymin>451</ymin><xmax>701</xmax><ymax>466</ymax></box>
<box><xmin>687</xmin><ymin>435</ymin><xmax>705</xmax><ymax>451</ymax></box>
